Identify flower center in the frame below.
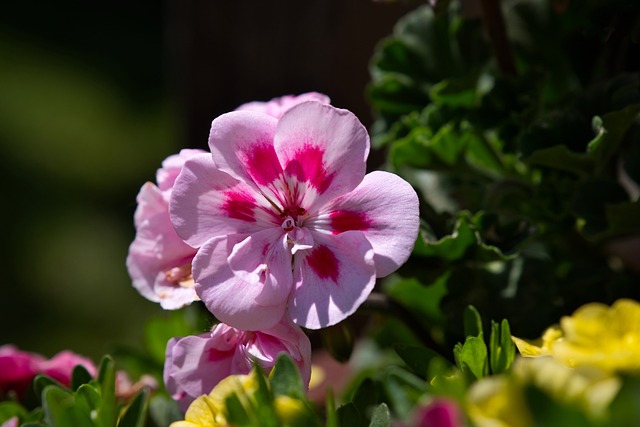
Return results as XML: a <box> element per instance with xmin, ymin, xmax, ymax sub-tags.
<box><xmin>165</xmin><ymin>263</ymin><xmax>194</xmax><ymax>288</ymax></box>
<box><xmin>282</xmin><ymin>216</ymin><xmax>296</xmax><ymax>231</ymax></box>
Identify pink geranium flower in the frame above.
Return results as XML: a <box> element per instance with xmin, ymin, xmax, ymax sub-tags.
<box><xmin>0</xmin><ymin>345</ymin><xmax>96</xmax><ymax>398</ymax></box>
<box><xmin>127</xmin><ymin>149</ymin><xmax>204</xmax><ymax>309</ymax></box>
<box><xmin>163</xmin><ymin>317</ymin><xmax>311</xmax><ymax>410</ymax></box>
<box><xmin>236</xmin><ymin>92</ymin><xmax>330</xmax><ymax>119</ymax></box>
<box><xmin>415</xmin><ymin>399</ymin><xmax>465</xmax><ymax>427</ymax></box>
<box><xmin>170</xmin><ymin>101</ymin><xmax>419</xmax><ymax>330</ymax></box>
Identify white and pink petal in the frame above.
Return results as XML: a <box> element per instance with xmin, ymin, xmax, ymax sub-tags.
<box><xmin>170</xmin><ymin>153</ymin><xmax>273</xmax><ymax>248</ymax></box>
<box><xmin>208</xmin><ymin>111</ymin><xmax>286</xmax><ymax>202</ymax></box>
<box><xmin>288</xmin><ymin>231</ymin><xmax>376</xmax><ymax>329</ymax></box>
<box><xmin>192</xmin><ymin>233</ymin><xmax>292</xmax><ymax>331</ymax></box>
<box><xmin>274</xmin><ymin>102</ymin><xmax>370</xmax><ymax>211</ymax></box>
<box><xmin>316</xmin><ymin>171</ymin><xmax>420</xmax><ymax>277</ymax></box>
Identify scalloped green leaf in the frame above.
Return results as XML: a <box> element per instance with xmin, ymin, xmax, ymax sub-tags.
<box><xmin>526</xmin><ymin>145</ymin><xmax>594</xmax><ymax>177</ymax></box>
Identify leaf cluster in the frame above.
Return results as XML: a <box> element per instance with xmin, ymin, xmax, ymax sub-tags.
<box><xmin>370</xmin><ymin>0</ymin><xmax>640</xmax><ymax>343</ymax></box>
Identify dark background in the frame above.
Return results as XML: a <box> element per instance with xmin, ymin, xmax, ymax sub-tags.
<box><xmin>0</xmin><ymin>1</ymin><xmax>421</xmax><ymax>360</ymax></box>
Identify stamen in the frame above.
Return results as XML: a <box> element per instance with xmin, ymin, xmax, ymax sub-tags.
<box><xmin>166</xmin><ymin>263</ymin><xmax>194</xmax><ymax>288</ymax></box>
<box><xmin>282</xmin><ymin>216</ymin><xmax>295</xmax><ymax>232</ymax></box>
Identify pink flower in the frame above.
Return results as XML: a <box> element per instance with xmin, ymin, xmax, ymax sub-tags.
<box><xmin>1</xmin><ymin>417</ymin><xmax>18</xmax><ymax>427</ymax></box>
<box><xmin>127</xmin><ymin>149</ymin><xmax>205</xmax><ymax>309</ymax></box>
<box><xmin>415</xmin><ymin>399</ymin><xmax>465</xmax><ymax>427</ymax></box>
<box><xmin>236</xmin><ymin>92</ymin><xmax>330</xmax><ymax>119</ymax></box>
<box><xmin>170</xmin><ymin>101</ymin><xmax>419</xmax><ymax>330</ymax></box>
<box><xmin>163</xmin><ymin>317</ymin><xmax>311</xmax><ymax>411</ymax></box>
<box><xmin>0</xmin><ymin>345</ymin><xmax>96</xmax><ymax>398</ymax></box>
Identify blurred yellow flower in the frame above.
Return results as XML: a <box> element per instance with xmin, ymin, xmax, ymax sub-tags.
<box><xmin>513</xmin><ymin>299</ymin><xmax>640</xmax><ymax>373</ymax></box>
<box><xmin>273</xmin><ymin>395</ymin><xmax>308</xmax><ymax>425</ymax></box>
<box><xmin>467</xmin><ymin>356</ymin><xmax>621</xmax><ymax>426</ymax></box>
<box><xmin>170</xmin><ymin>372</ymin><xmax>258</xmax><ymax>427</ymax></box>
<box><xmin>513</xmin><ymin>357</ymin><xmax>620</xmax><ymax>419</ymax></box>
<box><xmin>466</xmin><ymin>376</ymin><xmax>533</xmax><ymax>427</ymax></box>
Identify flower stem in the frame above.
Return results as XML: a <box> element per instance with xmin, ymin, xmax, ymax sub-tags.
<box><xmin>479</xmin><ymin>0</ymin><xmax>516</xmax><ymax>76</ymax></box>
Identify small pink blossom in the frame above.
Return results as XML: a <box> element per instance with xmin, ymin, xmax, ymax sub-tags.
<box><xmin>0</xmin><ymin>417</ymin><xmax>18</xmax><ymax>427</ymax></box>
<box><xmin>171</xmin><ymin>101</ymin><xmax>419</xmax><ymax>330</ymax></box>
<box><xmin>415</xmin><ymin>399</ymin><xmax>465</xmax><ymax>427</ymax></box>
<box><xmin>0</xmin><ymin>345</ymin><xmax>96</xmax><ymax>398</ymax></box>
<box><xmin>127</xmin><ymin>149</ymin><xmax>205</xmax><ymax>309</ymax></box>
<box><xmin>236</xmin><ymin>92</ymin><xmax>330</xmax><ymax>119</ymax></box>
<box><xmin>164</xmin><ymin>317</ymin><xmax>311</xmax><ymax>410</ymax></box>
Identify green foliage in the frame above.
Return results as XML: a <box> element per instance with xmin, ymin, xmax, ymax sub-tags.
<box><xmin>7</xmin><ymin>356</ymin><xmax>151</xmax><ymax>427</ymax></box>
<box><xmin>372</xmin><ymin>0</ymin><xmax>640</xmax><ymax>346</ymax></box>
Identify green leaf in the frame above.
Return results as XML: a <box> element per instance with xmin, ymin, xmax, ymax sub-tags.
<box><xmin>453</xmin><ymin>336</ymin><xmax>488</xmax><ymax>380</ymax></box>
<box><xmin>225</xmin><ymin>393</ymin><xmax>251</xmax><ymax>427</ymax></box>
<box><xmin>0</xmin><ymin>401</ymin><xmax>27</xmax><ymax>424</ymax></box>
<box><xmin>489</xmin><ymin>319</ymin><xmax>516</xmax><ymax>375</ymax></box>
<box><xmin>96</xmin><ymin>355</ymin><xmax>117</xmax><ymax>427</ymax></box>
<box><xmin>117</xmin><ymin>389</ymin><xmax>149</xmax><ymax>427</ymax></box>
<box><xmin>587</xmin><ymin>104</ymin><xmax>640</xmax><ymax>169</ymax></box>
<box><xmin>393</xmin><ymin>344</ymin><xmax>446</xmax><ymax>378</ymax></box>
<box><xmin>427</xmin><ymin>359</ymin><xmax>467</xmax><ymax>400</ymax></box>
<box><xmin>416</xmin><ymin>216</ymin><xmax>476</xmax><ymax>261</ymax></box>
<box><xmin>75</xmin><ymin>384</ymin><xmax>101</xmax><ymax>414</ymax></box>
<box><xmin>325</xmin><ymin>389</ymin><xmax>339</xmax><ymax>427</ymax></box>
<box><xmin>71</xmin><ymin>365</ymin><xmax>94</xmax><ymax>391</ymax></box>
<box><xmin>270</xmin><ymin>354</ymin><xmax>306</xmax><ymax>400</ymax></box>
<box><xmin>526</xmin><ymin>145</ymin><xmax>594</xmax><ymax>177</ymax></box>
<box><xmin>148</xmin><ymin>394</ymin><xmax>183</xmax><ymax>427</ymax></box>
<box><xmin>33</xmin><ymin>375</ymin><xmax>64</xmax><ymax>405</ymax></box>
<box><xmin>385</xmin><ymin>276</ymin><xmax>447</xmax><ymax>327</ymax></box>
<box><xmin>337</xmin><ymin>402</ymin><xmax>361</xmax><ymax>427</ymax></box>
<box><xmin>368</xmin><ymin>403</ymin><xmax>390</xmax><ymax>427</ymax></box>
<box><xmin>351</xmin><ymin>378</ymin><xmax>380</xmax><ymax>423</ymax></box>
<box><xmin>42</xmin><ymin>385</ymin><xmax>93</xmax><ymax>427</ymax></box>
<box><xmin>463</xmin><ymin>305</ymin><xmax>483</xmax><ymax>338</ymax></box>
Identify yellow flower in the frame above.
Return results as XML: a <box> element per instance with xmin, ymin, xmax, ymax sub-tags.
<box><xmin>466</xmin><ymin>376</ymin><xmax>533</xmax><ymax>427</ymax></box>
<box><xmin>512</xmin><ymin>356</ymin><xmax>620</xmax><ymax>419</ymax></box>
<box><xmin>170</xmin><ymin>372</ymin><xmax>259</xmax><ymax>427</ymax></box>
<box><xmin>273</xmin><ymin>395</ymin><xmax>308</xmax><ymax>425</ymax></box>
<box><xmin>513</xmin><ymin>299</ymin><xmax>640</xmax><ymax>373</ymax></box>
<box><xmin>467</xmin><ymin>357</ymin><xmax>621</xmax><ymax>426</ymax></box>
<box><xmin>511</xmin><ymin>325</ymin><xmax>561</xmax><ymax>357</ymax></box>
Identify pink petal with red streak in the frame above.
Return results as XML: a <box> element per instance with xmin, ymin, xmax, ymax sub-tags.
<box><xmin>322</xmin><ymin>171</ymin><xmax>420</xmax><ymax>277</ymax></box>
<box><xmin>208</xmin><ymin>111</ymin><xmax>286</xmax><ymax>199</ymax></box>
<box><xmin>170</xmin><ymin>153</ymin><xmax>271</xmax><ymax>247</ymax></box>
<box><xmin>288</xmin><ymin>231</ymin><xmax>375</xmax><ymax>329</ymax></box>
<box><xmin>274</xmin><ymin>102</ymin><xmax>370</xmax><ymax>211</ymax></box>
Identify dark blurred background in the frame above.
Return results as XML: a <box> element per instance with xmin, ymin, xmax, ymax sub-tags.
<box><xmin>0</xmin><ymin>1</ymin><xmax>421</xmax><ymax>360</ymax></box>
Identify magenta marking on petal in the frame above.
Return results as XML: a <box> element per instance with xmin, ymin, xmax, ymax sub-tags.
<box><xmin>243</xmin><ymin>142</ymin><xmax>282</xmax><ymax>185</ymax></box>
<box><xmin>329</xmin><ymin>210</ymin><xmax>371</xmax><ymax>234</ymax></box>
<box><xmin>307</xmin><ymin>245</ymin><xmax>339</xmax><ymax>282</ymax></box>
<box><xmin>207</xmin><ymin>347</ymin><xmax>234</xmax><ymax>362</ymax></box>
<box><xmin>222</xmin><ymin>191</ymin><xmax>257</xmax><ymax>222</ymax></box>
<box><xmin>284</xmin><ymin>144</ymin><xmax>334</xmax><ymax>194</ymax></box>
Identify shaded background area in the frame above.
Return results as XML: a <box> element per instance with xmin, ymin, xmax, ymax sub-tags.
<box><xmin>0</xmin><ymin>1</ymin><xmax>421</xmax><ymax>360</ymax></box>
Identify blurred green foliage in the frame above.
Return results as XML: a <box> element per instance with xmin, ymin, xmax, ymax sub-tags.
<box><xmin>0</xmin><ymin>3</ymin><xmax>181</xmax><ymax>359</ymax></box>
